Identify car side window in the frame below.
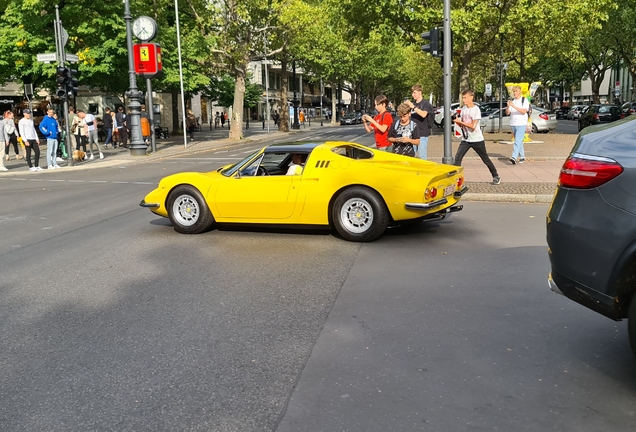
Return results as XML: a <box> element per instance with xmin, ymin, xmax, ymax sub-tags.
<box><xmin>332</xmin><ymin>145</ymin><xmax>373</xmax><ymax>160</ymax></box>
<box><xmin>238</xmin><ymin>154</ymin><xmax>264</xmax><ymax>177</ymax></box>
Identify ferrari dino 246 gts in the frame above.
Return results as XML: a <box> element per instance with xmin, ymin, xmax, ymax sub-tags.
<box><xmin>140</xmin><ymin>142</ymin><xmax>468</xmax><ymax>242</ymax></box>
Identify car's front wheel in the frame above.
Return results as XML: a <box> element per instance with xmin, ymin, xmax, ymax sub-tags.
<box><xmin>332</xmin><ymin>187</ymin><xmax>389</xmax><ymax>242</ymax></box>
<box><xmin>167</xmin><ymin>185</ymin><xmax>215</xmax><ymax>234</ymax></box>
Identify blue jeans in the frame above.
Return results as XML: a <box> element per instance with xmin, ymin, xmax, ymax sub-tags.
<box><xmin>46</xmin><ymin>138</ymin><xmax>58</xmax><ymax>167</ymax></box>
<box><xmin>104</xmin><ymin>128</ymin><xmax>113</xmax><ymax>146</ymax></box>
<box><xmin>511</xmin><ymin>125</ymin><xmax>526</xmax><ymax>160</ymax></box>
<box><xmin>417</xmin><ymin>136</ymin><xmax>429</xmax><ymax>160</ymax></box>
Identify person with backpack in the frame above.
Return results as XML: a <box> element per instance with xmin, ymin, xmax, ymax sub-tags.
<box><xmin>362</xmin><ymin>94</ymin><xmax>393</xmax><ymax>151</ymax></box>
<box><xmin>506</xmin><ymin>85</ymin><xmax>530</xmax><ymax>164</ymax></box>
<box><xmin>453</xmin><ymin>89</ymin><xmax>501</xmax><ymax>185</ymax></box>
<box><xmin>404</xmin><ymin>84</ymin><xmax>434</xmax><ymax>159</ymax></box>
<box><xmin>387</xmin><ymin>103</ymin><xmax>421</xmax><ymax>157</ymax></box>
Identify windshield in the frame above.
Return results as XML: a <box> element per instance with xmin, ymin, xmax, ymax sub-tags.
<box><xmin>220</xmin><ymin>149</ymin><xmax>262</xmax><ymax>177</ymax></box>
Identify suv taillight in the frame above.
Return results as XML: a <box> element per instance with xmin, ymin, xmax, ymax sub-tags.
<box><xmin>559</xmin><ymin>154</ymin><xmax>623</xmax><ymax>189</ymax></box>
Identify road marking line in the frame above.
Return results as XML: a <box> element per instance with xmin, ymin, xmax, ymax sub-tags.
<box><xmin>90</xmin><ymin>180</ymin><xmax>109</xmax><ymax>183</ymax></box>
<box><xmin>68</xmin><ymin>180</ymin><xmax>86</xmax><ymax>183</ymax></box>
<box><xmin>132</xmin><ymin>181</ymin><xmax>153</xmax><ymax>185</ymax></box>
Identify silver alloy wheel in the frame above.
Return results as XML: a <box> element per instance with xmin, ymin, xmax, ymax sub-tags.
<box><xmin>340</xmin><ymin>197</ymin><xmax>374</xmax><ymax>234</ymax></box>
<box><xmin>172</xmin><ymin>194</ymin><xmax>199</xmax><ymax>227</ymax></box>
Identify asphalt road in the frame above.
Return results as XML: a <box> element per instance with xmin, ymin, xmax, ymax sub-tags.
<box><xmin>553</xmin><ymin>119</ymin><xmax>579</xmax><ymax>135</ymax></box>
<box><xmin>1</xmin><ymin>132</ymin><xmax>635</xmax><ymax>431</ymax></box>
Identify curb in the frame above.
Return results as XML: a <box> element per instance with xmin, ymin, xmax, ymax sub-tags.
<box><xmin>462</xmin><ymin>193</ymin><xmax>553</xmax><ymax>203</ymax></box>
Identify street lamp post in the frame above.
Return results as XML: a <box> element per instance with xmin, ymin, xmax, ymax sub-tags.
<box><xmin>124</xmin><ymin>0</ymin><xmax>145</xmax><ymax>156</ymax></box>
<box><xmin>320</xmin><ymin>79</ymin><xmax>323</xmax><ymax>127</ymax></box>
<box><xmin>292</xmin><ymin>61</ymin><xmax>300</xmax><ymax>129</ymax></box>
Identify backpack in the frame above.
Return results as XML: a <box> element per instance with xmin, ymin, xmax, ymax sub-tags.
<box><xmin>522</xmin><ymin>97</ymin><xmax>532</xmax><ymax>115</ymax></box>
<box><xmin>393</xmin><ymin>119</ymin><xmax>416</xmax><ymax>135</ymax></box>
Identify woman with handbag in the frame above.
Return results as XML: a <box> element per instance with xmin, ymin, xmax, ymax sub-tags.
<box><xmin>72</xmin><ymin>110</ymin><xmax>89</xmax><ymax>153</ymax></box>
<box><xmin>3</xmin><ymin>111</ymin><xmax>22</xmax><ymax>161</ymax></box>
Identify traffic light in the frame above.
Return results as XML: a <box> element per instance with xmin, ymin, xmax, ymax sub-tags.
<box><xmin>56</xmin><ymin>66</ymin><xmax>70</xmax><ymax>99</ymax></box>
<box><xmin>67</xmin><ymin>68</ymin><xmax>80</xmax><ymax>97</ymax></box>
<box><xmin>421</xmin><ymin>27</ymin><xmax>441</xmax><ymax>57</ymax></box>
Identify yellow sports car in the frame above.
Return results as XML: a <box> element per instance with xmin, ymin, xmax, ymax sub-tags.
<box><xmin>140</xmin><ymin>142</ymin><xmax>468</xmax><ymax>242</ymax></box>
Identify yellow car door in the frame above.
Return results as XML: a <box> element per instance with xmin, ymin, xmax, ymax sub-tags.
<box><xmin>214</xmin><ymin>175</ymin><xmax>299</xmax><ymax>220</ymax></box>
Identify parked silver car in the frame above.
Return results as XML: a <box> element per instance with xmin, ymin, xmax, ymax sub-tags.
<box><xmin>566</xmin><ymin>105</ymin><xmax>585</xmax><ymax>120</ymax></box>
<box><xmin>480</xmin><ymin>106</ymin><xmax>557</xmax><ymax>133</ymax></box>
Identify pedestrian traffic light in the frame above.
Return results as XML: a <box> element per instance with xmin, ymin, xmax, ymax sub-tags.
<box><xmin>422</xmin><ymin>27</ymin><xmax>441</xmax><ymax>57</ymax></box>
<box><xmin>56</xmin><ymin>66</ymin><xmax>70</xmax><ymax>99</ymax></box>
<box><xmin>67</xmin><ymin>68</ymin><xmax>80</xmax><ymax>97</ymax></box>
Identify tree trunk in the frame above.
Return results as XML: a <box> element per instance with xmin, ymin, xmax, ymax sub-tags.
<box><xmin>171</xmin><ymin>87</ymin><xmax>179</xmax><ymax>135</ymax></box>
<box><xmin>229</xmin><ymin>71</ymin><xmax>245</xmax><ymax>140</ymax></box>
<box><xmin>331</xmin><ymin>82</ymin><xmax>337</xmax><ymax>125</ymax></box>
<box><xmin>279</xmin><ymin>57</ymin><xmax>289</xmax><ymax>132</ymax></box>
<box><xmin>458</xmin><ymin>52</ymin><xmax>473</xmax><ymax>99</ymax></box>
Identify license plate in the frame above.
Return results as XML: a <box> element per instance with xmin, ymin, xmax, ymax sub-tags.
<box><xmin>444</xmin><ymin>184</ymin><xmax>455</xmax><ymax>197</ymax></box>
<box><xmin>549</xmin><ymin>116</ymin><xmax>556</xmax><ymax>120</ymax></box>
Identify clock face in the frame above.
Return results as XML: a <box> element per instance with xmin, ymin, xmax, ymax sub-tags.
<box><xmin>133</xmin><ymin>16</ymin><xmax>157</xmax><ymax>41</ymax></box>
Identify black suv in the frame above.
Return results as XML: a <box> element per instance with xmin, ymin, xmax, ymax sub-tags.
<box><xmin>547</xmin><ymin>116</ymin><xmax>636</xmax><ymax>359</ymax></box>
<box><xmin>554</xmin><ymin>106</ymin><xmax>570</xmax><ymax>120</ymax></box>
<box><xmin>578</xmin><ymin>104</ymin><xmax>623</xmax><ymax>131</ymax></box>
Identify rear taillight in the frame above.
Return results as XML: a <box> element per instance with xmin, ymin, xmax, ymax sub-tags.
<box><xmin>539</xmin><ymin>113</ymin><xmax>548</xmax><ymax>120</ymax></box>
<box><xmin>559</xmin><ymin>154</ymin><xmax>623</xmax><ymax>189</ymax></box>
<box><xmin>593</xmin><ymin>113</ymin><xmax>600</xmax><ymax>120</ymax></box>
<box><xmin>457</xmin><ymin>176</ymin><xmax>464</xmax><ymax>188</ymax></box>
<box><xmin>425</xmin><ymin>187</ymin><xmax>438</xmax><ymax>199</ymax></box>
<box><xmin>630</xmin><ymin>109</ymin><xmax>635</xmax><ymax>114</ymax></box>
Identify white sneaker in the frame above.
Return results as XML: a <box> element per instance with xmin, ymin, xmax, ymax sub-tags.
<box><xmin>99</xmin><ymin>152</ymin><xmax>104</xmax><ymax>160</ymax></box>
<box><xmin>56</xmin><ymin>157</ymin><xmax>64</xmax><ymax>162</ymax></box>
<box><xmin>0</xmin><ymin>166</ymin><xmax>8</xmax><ymax>172</ymax></box>
<box><xmin>53</xmin><ymin>165</ymin><xmax>61</xmax><ymax>169</ymax></box>
<box><xmin>89</xmin><ymin>154</ymin><xmax>94</xmax><ymax>160</ymax></box>
<box><xmin>29</xmin><ymin>167</ymin><xmax>37</xmax><ymax>172</ymax></box>
<box><xmin>35</xmin><ymin>166</ymin><xmax>44</xmax><ymax>171</ymax></box>
<box><xmin>48</xmin><ymin>166</ymin><xmax>55</xmax><ymax>170</ymax></box>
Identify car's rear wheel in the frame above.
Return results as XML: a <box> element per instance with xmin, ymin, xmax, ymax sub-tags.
<box><xmin>167</xmin><ymin>185</ymin><xmax>215</xmax><ymax>234</ymax></box>
<box><xmin>332</xmin><ymin>187</ymin><xmax>389</xmax><ymax>242</ymax></box>
<box><xmin>532</xmin><ymin>123</ymin><xmax>538</xmax><ymax>134</ymax></box>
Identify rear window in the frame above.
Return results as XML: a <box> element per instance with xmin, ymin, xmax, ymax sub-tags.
<box><xmin>598</xmin><ymin>106</ymin><xmax>611</xmax><ymax>113</ymax></box>
<box><xmin>332</xmin><ymin>145</ymin><xmax>373</xmax><ymax>160</ymax></box>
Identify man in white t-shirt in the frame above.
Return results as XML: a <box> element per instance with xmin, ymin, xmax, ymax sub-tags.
<box><xmin>506</xmin><ymin>85</ymin><xmax>530</xmax><ymax>164</ymax></box>
<box><xmin>84</xmin><ymin>112</ymin><xmax>104</xmax><ymax>160</ymax></box>
<box><xmin>453</xmin><ymin>89</ymin><xmax>501</xmax><ymax>185</ymax></box>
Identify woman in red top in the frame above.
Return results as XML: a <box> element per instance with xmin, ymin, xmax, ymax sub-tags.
<box><xmin>362</xmin><ymin>95</ymin><xmax>393</xmax><ymax>151</ymax></box>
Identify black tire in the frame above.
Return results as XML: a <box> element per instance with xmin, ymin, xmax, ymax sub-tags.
<box><xmin>532</xmin><ymin>123</ymin><xmax>538</xmax><ymax>134</ymax></box>
<box><xmin>629</xmin><ymin>297</ymin><xmax>636</xmax><ymax>360</ymax></box>
<box><xmin>331</xmin><ymin>187</ymin><xmax>389</xmax><ymax>242</ymax></box>
<box><xmin>166</xmin><ymin>185</ymin><xmax>215</xmax><ymax>234</ymax></box>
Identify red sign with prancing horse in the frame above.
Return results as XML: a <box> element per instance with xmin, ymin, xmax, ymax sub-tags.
<box><xmin>133</xmin><ymin>43</ymin><xmax>163</xmax><ymax>78</ymax></box>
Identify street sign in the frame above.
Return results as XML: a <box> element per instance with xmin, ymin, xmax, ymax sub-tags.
<box><xmin>65</xmin><ymin>53</ymin><xmax>79</xmax><ymax>63</ymax></box>
<box><xmin>485</xmin><ymin>83</ymin><xmax>492</xmax><ymax>96</ymax></box>
<box><xmin>615</xmin><ymin>89</ymin><xmax>621</xmax><ymax>97</ymax></box>
<box><xmin>37</xmin><ymin>53</ymin><xmax>57</xmax><ymax>62</ymax></box>
<box><xmin>61</xmin><ymin>27</ymin><xmax>69</xmax><ymax>47</ymax></box>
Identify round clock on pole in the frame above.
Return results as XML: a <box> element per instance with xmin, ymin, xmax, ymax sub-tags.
<box><xmin>132</xmin><ymin>16</ymin><xmax>158</xmax><ymax>42</ymax></box>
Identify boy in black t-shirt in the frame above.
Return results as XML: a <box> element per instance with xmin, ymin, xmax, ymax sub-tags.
<box><xmin>404</xmin><ymin>84</ymin><xmax>434</xmax><ymax>160</ymax></box>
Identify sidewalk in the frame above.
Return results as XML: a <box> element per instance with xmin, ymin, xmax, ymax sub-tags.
<box><xmin>1</xmin><ymin>124</ymin><xmax>575</xmax><ymax>202</ymax></box>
